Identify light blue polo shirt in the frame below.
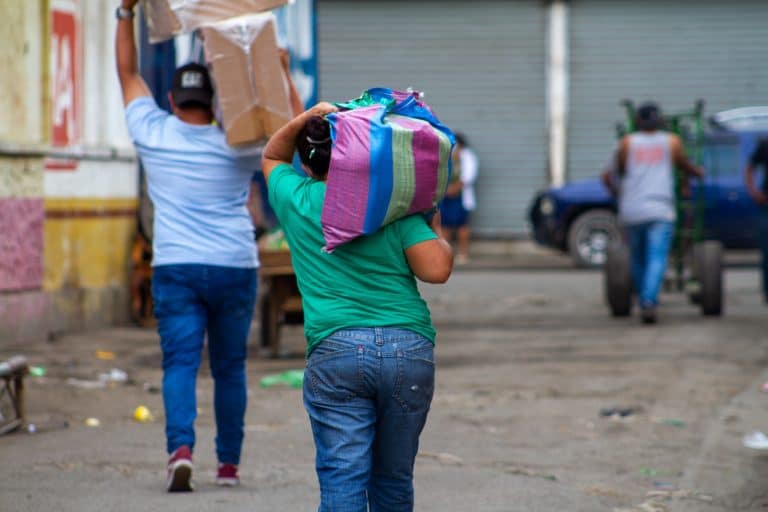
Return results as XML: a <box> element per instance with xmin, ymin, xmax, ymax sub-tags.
<box><xmin>126</xmin><ymin>96</ymin><xmax>259</xmax><ymax>268</ymax></box>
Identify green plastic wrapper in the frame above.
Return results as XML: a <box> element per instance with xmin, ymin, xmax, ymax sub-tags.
<box><xmin>259</xmin><ymin>369</ymin><xmax>304</xmax><ymax>389</ymax></box>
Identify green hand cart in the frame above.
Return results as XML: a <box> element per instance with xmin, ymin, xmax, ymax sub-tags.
<box><xmin>604</xmin><ymin>100</ymin><xmax>724</xmax><ymax>317</ymax></box>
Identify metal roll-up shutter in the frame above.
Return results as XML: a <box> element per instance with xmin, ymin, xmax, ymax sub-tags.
<box><xmin>317</xmin><ymin>0</ymin><xmax>547</xmax><ymax>236</ymax></box>
<box><xmin>568</xmin><ymin>0</ymin><xmax>768</xmax><ymax>182</ymax></box>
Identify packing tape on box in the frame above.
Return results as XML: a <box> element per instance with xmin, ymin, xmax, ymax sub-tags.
<box><xmin>143</xmin><ymin>0</ymin><xmax>289</xmax><ymax>43</ymax></box>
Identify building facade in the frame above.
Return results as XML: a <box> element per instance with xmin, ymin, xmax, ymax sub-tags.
<box><xmin>1</xmin><ymin>1</ymin><xmax>137</xmax><ymax>342</ymax></box>
<box><xmin>317</xmin><ymin>0</ymin><xmax>768</xmax><ymax>236</ymax></box>
<box><xmin>0</xmin><ymin>0</ymin><xmax>316</xmax><ymax>343</ymax></box>
<box><xmin>2</xmin><ymin>0</ymin><xmax>767</xmax><ymax>340</ymax></box>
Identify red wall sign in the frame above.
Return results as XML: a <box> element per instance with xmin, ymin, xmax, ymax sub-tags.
<box><xmin>47</xmin><ymin>2</ymin><xmax>80</xmax><ymax>170</ymax></box>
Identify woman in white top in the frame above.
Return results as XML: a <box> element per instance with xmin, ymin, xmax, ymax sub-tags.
<box><xmin>439</xmin><ymin>133</ymin><xmax>479</xmax><ymax>264</ymax></box>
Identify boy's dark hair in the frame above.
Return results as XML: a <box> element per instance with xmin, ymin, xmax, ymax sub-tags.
<box><xmin>636</xmin><ymin>102</ymin><xmax>663</xmax><ymax>131</ymax></box>
<box><xmin>176</xmin><ymin>100</ymin><xmax>211</xmax><ymax>112</ymax></box>
<box><xmin>454</xmin><ymin>132</ymin><xmax>468</xmax><ymax>147</ymax></box>
<box><xmin>297</xmin><ymin>116</ymin><xmax>332</xmax><ymax>179</ymax></box>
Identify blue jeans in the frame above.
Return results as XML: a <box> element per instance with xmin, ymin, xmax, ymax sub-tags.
<box><xmin>626</xmin><ymin>221</ymin><xmax>674</xmax><ymax>308</ymax></box>
<box><xmin>760</xmin><ymin>210</ymin><xmax>768</xmax><ymax>301</ymax></box>
<box><xmin>152</xmin><ymin>264</ymin><xmax>257</xmax><ymax>464</ymax></box>
<box><xmin>303</xmin><ymin>328</ymin><xmax>435</xmax><ymax>512</ymax></box>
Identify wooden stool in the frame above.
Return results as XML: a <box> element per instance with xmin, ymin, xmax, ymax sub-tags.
<box><xmin>0</xmin><ymin>355</ymin><xmax>28</xmax><ymax>435</ymax></box>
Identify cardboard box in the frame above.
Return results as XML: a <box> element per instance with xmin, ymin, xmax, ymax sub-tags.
<box><xmin>143</xmin><ymin>0</ymin><xmax>289</xmax><ymax>43</ymax></box>
<box><xmin>202</xmin><ymin>14</ymin><xmax>292</xmax><ymax>147</ymax></box>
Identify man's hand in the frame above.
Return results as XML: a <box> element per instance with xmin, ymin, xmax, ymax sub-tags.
<box><xmin>121</xmin><ymin>0</ymin><xmax>139</xmax><ymax>8</ymax></box>
<box><xmin>278</xmin><ymin>48</ymin><xmax>291</xmax><ymax>73</ymax></box>
<box><xmin>750</xmin><ymin>190</ymin><xmax>768</xmax><ymax>205</ymax></box>
<box><xmin>691</xmin><ymin>165</ymin><xmax>705</xmax><ymax>179</ymax></box>
<box><xmin>305</xmin><ymin>101</ymin><xmax>338</xmax><ymax>119</ymax></box>
<box><xmin>280</xmin><ymin>48</ymin><xmax>306</xmax><ymax>117</ymax></box>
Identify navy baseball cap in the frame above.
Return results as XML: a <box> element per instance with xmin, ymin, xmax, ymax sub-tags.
<box><xmin>171</xmin><ymin>63</ymin><xmax>214</xmax><ymax>109</ymax></box>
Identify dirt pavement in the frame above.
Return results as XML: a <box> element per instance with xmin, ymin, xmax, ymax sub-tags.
<box><xmin>1</xmin><ymin>268</ymin><xmax>768</xmax><ymax>511</ymax></box>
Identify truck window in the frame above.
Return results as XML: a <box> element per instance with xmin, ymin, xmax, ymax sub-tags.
<box><xmin>702</xmin><ymin>138</ymin><xmax>741</xmax><ymax>177</ymax></box>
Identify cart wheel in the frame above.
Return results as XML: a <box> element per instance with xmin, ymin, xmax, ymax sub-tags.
<box><xmin>604</xmin><ymin>243</ymin><xmax>633</xmax><ymax>317</ymax></box>
<box><xmin>694</xmin><ymin>241</ymin><xmax>724</xmax><ymax>317</ymax></box>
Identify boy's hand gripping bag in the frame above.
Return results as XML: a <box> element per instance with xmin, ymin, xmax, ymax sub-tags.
<box><xmin>322</xmin><ymin>88</ymin><xmax>455</xmax><ymax>252</ymax></box>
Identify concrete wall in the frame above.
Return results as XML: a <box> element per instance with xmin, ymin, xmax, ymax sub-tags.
<box><xmin>0</xmin><ymin>0</ymin><xmax>139</xmax><ymax>343</ymax></box>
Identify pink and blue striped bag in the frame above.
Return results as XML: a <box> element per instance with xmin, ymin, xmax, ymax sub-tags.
<box><xmin>322</xmin><ymin>88</ymin><xmax>455</xmax><ymax>251</ymax></box>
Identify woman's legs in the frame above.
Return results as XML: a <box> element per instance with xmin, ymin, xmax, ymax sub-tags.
<box><xmin>304</xmin><ymin>333</ymin><xmax>376</xmax><ymax>512</ymax></box>
<box><xmin>303</xmin><ymin>329</ymin><xmax>435</xmax><ymax>512</ymax></box>
<box><xmin>368</xmin><ymin>335</ymin><xmax>434</xmax><ymax>512</ymax></box>
<box><xmin>457</xmin><ymin>224</ymin><xmax>471</xmax><ymax>262</ymax></box>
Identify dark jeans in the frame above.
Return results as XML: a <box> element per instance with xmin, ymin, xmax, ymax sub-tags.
<box><xmin>152</xmin><ymin>264</ymin><xmax>257</xmax><ymax>464</ymax></box>
<box><xmin>303</xmin><ymin>328</ymin><xmax>435</xmax><ymax>512</ymax></box>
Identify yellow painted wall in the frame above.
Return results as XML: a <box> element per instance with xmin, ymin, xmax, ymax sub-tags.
<box><xmin>44</xmin><ymin>198</ymin><xmax>137</xmax><ymax>291</ymax></box>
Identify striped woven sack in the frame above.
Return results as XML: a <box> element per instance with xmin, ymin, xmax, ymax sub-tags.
<box><xmin>322</xmin><ymin>88</ymin><xmax>455</xmax><ymax>251</ymax></box>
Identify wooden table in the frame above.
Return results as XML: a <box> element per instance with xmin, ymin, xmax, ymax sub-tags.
<box><xmin>259</xmin><ymin>250</ymin><xmax>303</xmax><ymax>357</ymax></box>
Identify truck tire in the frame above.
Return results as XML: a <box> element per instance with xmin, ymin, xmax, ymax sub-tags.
<box><xmin>694</xmin><ymin>241</ymin><xmax>724</xmax><ymax>317</ymax></box>
<box><xmin>604</xmin><ymin>243</ymin><xmax>633</xmax><ymax>317</ymax></box>
<box><xmin>568</xmin><ymin>209</ymin><xmax>620</xmax><ymax>268</ymax></box>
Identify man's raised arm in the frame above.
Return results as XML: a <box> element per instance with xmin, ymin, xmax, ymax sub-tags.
<box><xmin>115</xmin><ymin>0</ymin><xmax>151</xmax><ymax>106</ymax></box>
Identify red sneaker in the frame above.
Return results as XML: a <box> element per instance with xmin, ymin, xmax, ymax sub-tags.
<box><xmin>216</xmin><ymin>463</ymin><xmax>240</xmax><ymax>487</ymax></box>
<box><xmin>166</xmin><ymin>445</ymin><xmax>193</xmax><ymax>492</ymax></box>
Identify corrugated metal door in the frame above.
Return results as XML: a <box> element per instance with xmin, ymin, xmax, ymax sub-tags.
<box><xmin>568</xmin><ymin>0</ymin><xmax>768</xmax><ymax>181</ymax></box>
<box><xmin>317</xmin><ymin>0</ymin><xmax>547</xmax><ymax>236</ymax></box>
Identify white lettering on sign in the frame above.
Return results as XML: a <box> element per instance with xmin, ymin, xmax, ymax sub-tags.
<box><xmin>181</xmin><ymin>71</ymin><xmax>203</xmax><ymax>88</ymax></box>
<box><xmin>51</xmin><ymin>33</ymin><xmax>75</xmax><ymax>142</ymax></box>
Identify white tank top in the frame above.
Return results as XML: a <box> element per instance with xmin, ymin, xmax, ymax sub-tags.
<box><xmin>618</xmin><ymin>131</ymin><xmax>675</xmax><ymax>225</ymax></box>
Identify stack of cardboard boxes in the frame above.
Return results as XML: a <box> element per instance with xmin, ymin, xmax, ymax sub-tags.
<box><xmin>143</xmin><ymin>0</ymin><xmax>292</xmax><ymax>146</ymax></box>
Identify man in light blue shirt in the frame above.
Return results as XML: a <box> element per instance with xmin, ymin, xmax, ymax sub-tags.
<box><xmin>116</xmin><ymin>0</ymin><xmax>269</xmax><ymax>492</ymax></box>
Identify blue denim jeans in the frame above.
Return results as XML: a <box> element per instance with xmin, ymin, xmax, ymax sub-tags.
<box><xmin>626</xmin><ymin>221</ymin><xmax>674</xmax><ymax>308</ymax></box>
<box><xmin>303</xmin><ymin>328</ymin><xmax>435</xmax><ymax>512</ymax></box>
<box><xmin>152</xmin><ymin>264</ymin><xmax>257</xmax><ymax>464</ymax></box>
<box><xmin>759</xmin><ymin>210</ymin><xmax>768</xmax><ymax>301</ymax></box>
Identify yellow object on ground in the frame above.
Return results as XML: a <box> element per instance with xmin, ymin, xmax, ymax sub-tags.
<box><xmin>133</xmin><ymin>405</ymin><xmax>153</xmax><ymax>423</ymax></box>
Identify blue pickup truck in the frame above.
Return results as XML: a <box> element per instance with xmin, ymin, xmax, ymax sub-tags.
<box><xmin>529</xmin><ymin>111</ymin><xmax>768</xmax><ymax>267</ymax></box>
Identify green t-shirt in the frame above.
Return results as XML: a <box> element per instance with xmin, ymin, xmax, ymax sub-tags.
<box><xmin>267</xmin><ymin>164</ymin><xmax>437</xmax><ymax>355</ymax></box>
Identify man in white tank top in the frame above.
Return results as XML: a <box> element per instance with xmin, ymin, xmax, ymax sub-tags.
<box><xmin>602</xmin><ymin>103</ymin><xmax>703</xmax><ymax>323</ymax></box>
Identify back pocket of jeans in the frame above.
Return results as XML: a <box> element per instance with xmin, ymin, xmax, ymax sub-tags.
<box><xmin>306</xmin><ymin>346</ymin><xmax>360</xmax><ymax>404</ymax></box>
<box><xmin>394</xmin><ymin>346</ymin><xmax>435</xmax><ymax>413</ymax></box>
